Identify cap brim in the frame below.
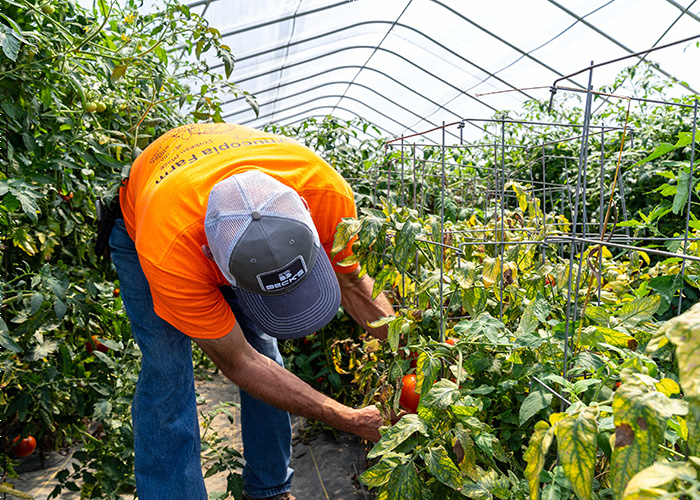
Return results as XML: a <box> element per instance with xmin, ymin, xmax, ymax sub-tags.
<box><xmin>234</xmin><ymin>249</ymin><xmax>341</xmax><ymax>339</ymax></box>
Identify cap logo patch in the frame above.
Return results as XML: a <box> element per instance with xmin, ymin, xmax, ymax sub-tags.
<box><xmin>257</xmin><ymin>256</ymin><xmax>307</xmax><ymax>292</ymax></box>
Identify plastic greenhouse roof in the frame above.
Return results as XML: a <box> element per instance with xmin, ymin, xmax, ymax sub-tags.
<box><xmin>152</xmin><ymin>0</ymin><xmax>700</xmax><ymax>139</ymax></box>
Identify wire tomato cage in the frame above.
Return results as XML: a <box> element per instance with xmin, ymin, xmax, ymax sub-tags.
<box><xmin>366</xmin><ymin>39</ymin><xmax>699</xmax><ymax>406</ymax></box>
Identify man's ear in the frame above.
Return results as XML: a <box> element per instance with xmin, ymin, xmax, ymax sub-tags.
<box><xmin>201</xmin><ymin>244</ymin><xmax>215</xmax><ymax>261</ymax></box>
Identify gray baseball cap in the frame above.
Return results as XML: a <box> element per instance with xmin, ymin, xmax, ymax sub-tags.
<box><xmin>204</xmin><ymin>170</ymin><xmax>341</xmax><ymax>339</ymax></box>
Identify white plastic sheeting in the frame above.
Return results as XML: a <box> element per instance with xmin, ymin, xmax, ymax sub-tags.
<box><xmin>174</xmin><ymin>0</ymin><xmax>700</xmax><ymax>138</ymax></box>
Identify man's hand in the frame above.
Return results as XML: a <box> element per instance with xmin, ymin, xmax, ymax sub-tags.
<box><xmin>351</xmin><ymin>405</ymin><xmax>386</xmax><ymax>442</ymax></box>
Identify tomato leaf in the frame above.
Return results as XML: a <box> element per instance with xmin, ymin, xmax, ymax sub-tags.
<box><xmin>421</xmin><ymin>379</ymin><xmax>460</xmax><ymax>409</ymax></box>
<box><xmin>0</xmin><ymin>483</ymin><xmax>34</xmax><ymax>499</ymax></box>
<box><xmin>93</xmin><ymin>399</ymin><xmax>112</xmax><ymax>420</ymax></box>
<box><xmin>524</xmin><ymin>421</ymin><xmax>555</xmax><ymax>500</ymax></box>
<box><xmin>632</xmin><ymin>142</ymin><xmax>676</xmax><ymax>166</ymax></box>
<box><xmin>617</xmin><ymin>296</ymin><xmax>661</xmax><ymax>327</ymax></box>
<box><xmin>585</xmin><ymin>305</ymin><xmax>610</xmax><ymax>326</ymax></box>
<box><xmin>110</xmin><ymin>65</ymin><xmax>128</xmax><ymax>85</ymax></box>
<box><xmin>454</xmin><ymin>312</ymin><xmax>507</xmax><ymax>344</ymax></box>
<box><xmin>0</xmin><ymin>23</ymin><xmax>20</xmax><ymax>61</ymax></box>
<box><xmin>461</xmin><ymin>286</ymin><xmax>488</xmax><ymax>317</ymax></box>
<box><xmin>373</xmin><ymin>267</ymin><xmax>398</xmax><ymax>301</ymax></box>
<box><xmin>481</xmin><ymin>257</ymin><xmax>500</xmax><ymax>288</ymax></box>
<box><xmin>609</xmin><ymin>382</ymin><xmax>681</xmax><ymax>500</ymax></box>
<box><xmin>622</xmin><ymin>461</ymin><xmax>697</xmax><ymax>499</ymax></box>
<box><xmin>672</xmin><ymin>166</ymin><xmax>691</xmax><ymax>215</ymax></box>
<box><xmin>368</xmin><ymin>414</ymin><xmax>428</xmax><ymax>459</ymax></box>
<box><xmin>0</xmin><ymin>316</ymin><xmax>22</xmax><ymax>353</ymax></box>
<box><xmin>647</xmin><ymin>302</ymin><xmax>700</xmax><ymax>397</ymax></box>
<box><xmin>244</xmin><ymin>92</ymin><xmax>259</xmax><ymax>118</ymax></box>
<box><xmin>384</xmin><ymin>462</ymin><xmax>423</xmax><ymax>500</ymax></box>
<box><xmin>393</xmin><ymin>221</ymin><xmax>421</xmax><ymax>273</ymax></box>
<box><xmin>359</xmin><ymin>456</ymin><xmax>403</xmax><ymax>488</ymax></box>
<box><xmin>555</xmin><ymin>407</ymin><xmax>597</xmax><ymax>500</ymax></box>
<box><xmin>519</xmin><ymin>390</ymin><xmax>553</xmax><ymax>426</ymax></box>
<box><xmin>416</xmin><ymin>352</ymin><xmax>440</xmax><ymax>396</ymax></box>
<box><xmin>509</xmin><ymin>181</ymin><xmax>529</xmax><ymax>212</ymax></box>
<box><xmin>331</xmin><ymin>218</ymin><xmax>361</xmax><ymax>258</ymax></box>
<box><xmin>424</xmin><ymin>445</ymin><xmax>463</xmax><ymax>490</ymax></box>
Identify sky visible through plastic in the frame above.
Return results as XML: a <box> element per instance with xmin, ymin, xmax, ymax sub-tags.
<box><xmin>93</xmin><ymin>0</ymin><xmax>700</xmax><ymax>140</ymax></box>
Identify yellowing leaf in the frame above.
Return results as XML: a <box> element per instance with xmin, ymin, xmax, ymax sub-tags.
<box><xmin>425</xmin><ymin>445</ymin><xmax>463</xmax><ymax>490</ymax></box>
<box><xmin>687</xmin><ymin>395</ymin><xmax>700</xmax><ymax>456</ymax></box>
<box><xmin>549</xmin><ymin>412</ymin><xmax>567</xmax><ymax>426</ymax></box>
<box><xmin>385</xmin><ymin>462</ymin><xmax>423</xmax><ymax>500</ymax></box>
<box><xmin>368</xmin><ymin>414</ymin><xmax>428</xmax><ymax>459</ymax></box>
<box><xmin>110</xmin><ymin>64</ymin><xmax>128</xmax><ymax>85</ymax></box>
<box><xmin>360</xmin><ymin>456</ymin><xmax>402</xmax><ymax>488</ymax></box>
<box><xmin>621</xmin><ymin>462</ymin><xmax>696</xmax><ymax>499</ymax></box>
<box><xmin>622</xmin><ymin>488</ymin><xmax>671</xmax><ymax>500</ymax></box>
<box><xmin>331</xmin><ymin>217</ymin><xmax>361</xmax><ymax>258</ymax></box>
<box><xmin>12</xmin><ymin>228</ymin><xmax>38</xmax><ymax>256</ymax></box>
<box><xmin>647</xmin><ymin>302</ymin><xmax>700</xmax><ymax>397</ymax></box>
<box><xmin>0</xmin><ymin>483</ymin><xmax>34</xmax><ymax>499</ymax></box>
<box><xmin>654</xmin><ymin>378</ymin><xmax>680</xmax><ymax>397</ymax></box>
<box><xmin>639</xmin><ymin>251</ymin><xmax>650</xmax><ymax>266</ymax></box>
<box><xmin>482</xmin><ymin>257</ymin><xmax>500</xmax><ymax>288</ymax></box>
<box><xmin>555</xmin><ymin>407</ymin><xmax>597</xmax><ymax>500</ymax></box>
<box><xmin>331</xmin><ymin>344</ymin><xmax>349</xmax><ymax>374</ymax></box>
<box><xmin>524</xmin><ymin>420</ymin><xmax>555</xmax><ymax>500</ymax></box>
<box><xmin>610</xmin><ymin>384</ymin><xmax>669</xmax><ymax>500</ymax></box>
<box><xmin>617</xmin><ymin>296</ymin><xmax>661</xmax><ymax>327</ymax></box>
<box><xmin>601</xmin><ymin>246</ymin><xmax>613</xmax><ymax>259</ymax></box>
<box><xmin>510</xmin><ymin>182</ymin><xmax>529</xmax><ymax>212</ymax></box>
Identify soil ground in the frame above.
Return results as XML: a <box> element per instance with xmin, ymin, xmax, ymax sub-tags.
<box><xmin>8</xmin><ymin>370</ymin><xmax>373</xmax><ymax>500</ymax></box>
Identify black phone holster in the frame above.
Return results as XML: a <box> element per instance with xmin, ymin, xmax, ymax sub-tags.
<box><xmin>95</xmin><ymin>196</ymin><xmax>122</xmax><ymax>260</ymax></box>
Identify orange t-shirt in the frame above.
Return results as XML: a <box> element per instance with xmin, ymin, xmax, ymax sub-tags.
<box><xmin>119</xmin><ymin>123</ymin><xmax>358</xmax><ymax>339</ymax></box>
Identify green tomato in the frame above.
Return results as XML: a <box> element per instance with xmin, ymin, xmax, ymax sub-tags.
<box><xmin>84</xmin><ymin>102</ymin><xmax>97</xmax><ymax>113</ymax></box>
<box><xmin>41</xmin><ymin>3</ymin><xmax>55</xmax><ymax>14</ymax></box>
<box><xmin>96</xmin><ymin>102</ymin><xmax>107</xmax><ymax>112</ymax></box>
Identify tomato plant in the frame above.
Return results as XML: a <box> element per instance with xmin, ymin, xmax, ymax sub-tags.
<box><xmin>0</xmin><ymin>0</ymin><xmax>255</xmax><ymax>497</ymax></box>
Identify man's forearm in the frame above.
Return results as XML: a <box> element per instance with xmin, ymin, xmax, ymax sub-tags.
<box><xmin>336</xmin><ymin>269</ymin><xmax>394</xmax><ymax>340</ymax></box>
<box><xmin>194</xmin><ymin>328</ymin><xmax>383</xmax><ymax>441</ymax></box>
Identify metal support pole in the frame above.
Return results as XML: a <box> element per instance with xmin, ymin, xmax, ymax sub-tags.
<box><xmin>678</xmin><ymin>98</ymin><xmax>698</xmax><ymax>314</ymax></box>
<box><xmin>597</xmin><ymin>125</ymin><xmax>606</xmax><ymax>304</ymax></box>
<box><xmin>563</xmin><ymin>63</ymin><xmax>595</xmax><ymax>399</ymax></box>
<box><xmin>439</xmin><ymin>123</ymin><xmax>446</xmax><ymax>340</ymax></box>
<box><xmin>498</xmin><ymin>121</ymin><xmax>507</xmax><ymax>320</ymax></box>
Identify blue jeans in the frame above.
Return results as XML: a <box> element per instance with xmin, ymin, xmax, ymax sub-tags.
<box><xmin>109</xmin><ymin>218</ymin><xmax>293</xmax><ymax>499</ymax></box>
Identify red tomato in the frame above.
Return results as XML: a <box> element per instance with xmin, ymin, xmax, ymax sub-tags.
<box><xmin>445</xmin><ymin>338</ymin><xmax>457</xmax><ymax>345</ymax></box>
<box><xmin>86</xmin><ymin>335</ymin><xmax>109</xmax><ymax>354</ymax></box>
<box><xmin>113</xmin><ymin>288</ymin><xmax>120</xmax><ymax>297</ymax></box>
<box><xmin>11</xmin><ymin>436</ymin><xmax>37</xmax><ymax>457</ymax></box>
<box><xmin>399</xmin><ymin>374</ymin><xmax>420</xmax><ymax>414</ymax></box>
<box><xmin>545</xmin><ymin>275</ymin><xmax>555</xmax><ymax>287</ymax></box>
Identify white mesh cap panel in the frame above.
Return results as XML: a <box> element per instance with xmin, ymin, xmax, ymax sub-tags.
<box><xmin>204</xmin><ymin>217</ymin><xmax>249</xmax><ymax>285</ymax></box>
<box><xmin>261</xmin><ymin>190</ymin><xmax>318</xmax><ymax>239</ymax></box>
<box><xmin>204</xmin><ymin>170</ymin><xmax>318</xmax><ymax>287</ymax></box>
<box><xmin>235</xmin><ymin>170</ymin><xmax>283</xmax><ymax>208</ymax></box>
